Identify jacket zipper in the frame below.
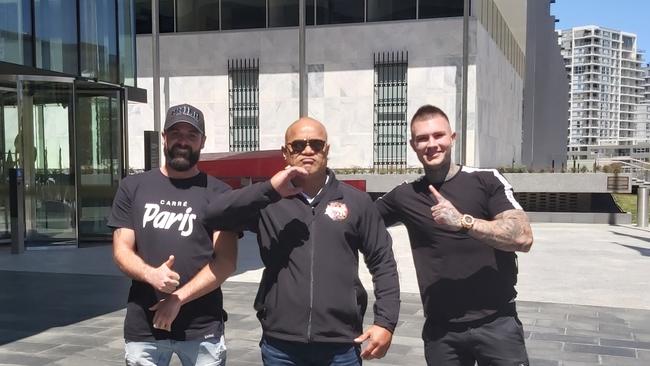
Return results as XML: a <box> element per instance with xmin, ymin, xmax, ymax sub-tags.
<box><xmin>306</xmin><ymin>206</ymin><xmax>316</xmax><ymax>341</ymax></box>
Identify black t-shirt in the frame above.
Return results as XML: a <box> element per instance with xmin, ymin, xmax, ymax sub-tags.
<box><xmin>107</xmin><ymin>169</ymin><xmax>231</xmax><ymax>341</ymax></box>
<box><xmin>376</xmin><ymin>166</ymin><xmax>522</xmax><ymax>324</ymax></box>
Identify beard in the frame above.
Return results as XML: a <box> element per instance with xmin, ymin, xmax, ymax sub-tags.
<box><xmin>165</xmin><ymin>144</ymin><xmax>200</xmax><ymax>171</ymax></box>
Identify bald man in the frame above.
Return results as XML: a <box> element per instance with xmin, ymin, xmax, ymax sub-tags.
<box><xmin>206</xmin><ymin>118</ymin><xmax>400</xmax><ymax>366</ymax></box>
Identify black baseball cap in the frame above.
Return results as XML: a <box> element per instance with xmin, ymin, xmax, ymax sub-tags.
<box><xmin>164</xmin><ymin>104</ymin><xmax>205</xmax><ymax>135</ymax></box>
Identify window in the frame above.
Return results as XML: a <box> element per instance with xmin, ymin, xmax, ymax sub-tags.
<box><xmin>80</xmin><ymin>0</ymin><xmax>118</xmax><ymax>83</ymax></box>
<box><xmin>176</xmin><ymin>0</ymin><xmax>220</xmax><ymax>32</ymax></box>
<box><xmin>0</xmin><ymin>0</ymin><xmax>32</xmax><ymax>66</ymax></box>
<box><xmin>316</xmin><ymin>0</ymin><xmax>364</xmax><ymax>25</ymax></box>
<box><xmin>228</xmin><ymin>59</ymin><xmax>260</xmax><ymax>152</ymax></box>
<box><xmin>269</xmin><ymin>0</ymin><xmax>298</xmax><ymax>27</ymax></box>
<box><xmin>367</xmin><ymin>0</ymin><xmax>416</xmax><ymax>22</ymax></box>
<box><xmin>134</xmin><ymin>0</ymin><xmax>175</xmax><ymax>34</ymax></box>
<box><xmin>222</xmin><ymin>0</ymin><xmax>266</xmax><ymax>30</ymax></box>
<box><xmin>419</xmin><ymin>0</ymin><xmax>464</xmax><ymax>19</ymax></box>
<box><xmin>34</xmin><ymin>0</ymin><xmax>78</xmax><ymax>75</ymax></box>
<box><xmin>118</xmin><ymin>0</ymin><xmax>137</xmax><ymax>86</ymax></box>
<box><xmin>373</xmin><ymin>51</ymin><xmax>408</xmax><ymax>171</ymax></box>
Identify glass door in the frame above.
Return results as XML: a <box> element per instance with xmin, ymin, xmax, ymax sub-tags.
<box><xmin>0</xmin><ymin>85</ymin><xmax>19</xmax><ymax>242</ymax></box>
<box><xmin>21</xmin><ymin>80</ymin><xmax>76</xmax><ymax>246</ymax></box>
<box><xmin>75</xmin><ymin>84</ymin><xmax>123</xmax><ymax>242</ymax></box>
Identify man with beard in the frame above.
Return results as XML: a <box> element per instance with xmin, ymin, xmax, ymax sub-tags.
<box><xmin>375</xmin><ymin>105</ymin><xmax>533</xmax><ymax>366</ymax></box>
<box><xmin>108</xmin><ymin>104</ymin><xmax>239</xmax><ymax>366</ymax></box>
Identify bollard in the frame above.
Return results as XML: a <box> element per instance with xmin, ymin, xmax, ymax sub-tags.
<box><xmin>638</xmin><ymin>186</ymin><xmax>649</xmax><ymax>228</ymax></box>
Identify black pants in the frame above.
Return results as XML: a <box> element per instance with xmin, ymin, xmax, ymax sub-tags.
<box><xmin>423</xmin><ymin>314</ymin><xmax>529</xmax><ymax>366</ymax></box>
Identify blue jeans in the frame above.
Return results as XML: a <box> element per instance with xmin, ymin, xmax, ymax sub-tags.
<box><xmin>260</xmin><ymin>336</ymin><xmax>361</xmax><ymax>366</ymax></box>
<box><xmin>125</xmin><ymin>335</ymin><xmax>226</xmax><ymax>366</ymax></box>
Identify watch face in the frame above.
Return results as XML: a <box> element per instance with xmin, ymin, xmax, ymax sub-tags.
<box><xmin>462</xmin><ymin>214</ymin><xmax>474</xmax><ymax>228</ymax></box>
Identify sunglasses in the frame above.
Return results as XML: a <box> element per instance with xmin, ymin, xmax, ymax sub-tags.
<box><xmin>286</xmin><ymin>139</ymin><xmax>327</xmax><ymax>154</ymax></box>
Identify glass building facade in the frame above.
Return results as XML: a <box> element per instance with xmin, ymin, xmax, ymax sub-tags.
<box><xmin>134</xmin><ymin>0</ymin><xmax>464</xmax><ymax>34</ymax></box>
<box><xmin>0</xmin><ymin>0</ymin><xmax>143</xmax><ymax>246</ymax></box>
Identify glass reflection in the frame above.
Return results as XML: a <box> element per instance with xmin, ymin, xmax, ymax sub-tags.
<box><xmin>118</xmin><ymin>0</ymin><xmax>137</xmax><ymax>86</ymax></box>
<box><xmin>21</xmin><ymin>81</ymin><xmax>76</xmax><ymax>245</ymax></box>
<box><xmin>76</xmin><ymin>88</ymin><xmax>122</xmax><ymax>240</ymax></box>
<box><xmin>134</xmin><ymin>0</ymin><xmax>175</xmax><ymax>34</ymax></box>
<box><xmin>34</xmin><ymin>0</ymin><xmax>78</xmax><ymax>75</ymax></box>
<box><xmin>177</xmin><ymin>0</ymin><xmax>220</xmax><ymax>32</ymax></box>
<box><xmin>0</xmin><ymin>0</ymin><xmax>32</xmax><ymax>66</ymax></box>
<box><xmin>419</xmin><ymin>0</ymin><xmax>464</xmax><ymax>19</ymax></box>
<box><xmin>0</xmin><ymin>87</ymin><xmax>18</xmax><ymax>240</ymax></box>
<box><xmin>80</xmin><ymin>0</ymin><xmax>119</xmax><ymax>83</ymax></box>
<box><xmin>269</xmin><ymin>0</ymin><xmax>298</xmax><ymax>28</ymax></box>
<box><xmin>316</xmin><ymin>0</ymin><xmax>364</xmax><ymax>25</ymax></box>
<box><xmin>221</xmin><ymin>0</ymin><xmax>266</xmax><ymax>30</ymax></box>
<box><xmin>367</xmin><ymin>0</ymin><xmax>416</xmax><ymax>22</ymax></box>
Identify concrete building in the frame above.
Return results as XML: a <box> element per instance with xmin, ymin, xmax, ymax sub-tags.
<box><xmin>129</xmin><ymin>0</ymin><xmax>566</xmax><ymax>172</ymax></box>
<box><xmin>638</xmin><ymin>65</ymin><xmax>650</xmax><ymax>142</ymax></box>
<box><xmin>560</xmin><ymin>26</ymin><xmax>646</xmax><ymax>162</ymax></box>
<box><xmin>522</xmin><ymin>0</ymin><xmax>569</xmax><ymax>171</ymax></box>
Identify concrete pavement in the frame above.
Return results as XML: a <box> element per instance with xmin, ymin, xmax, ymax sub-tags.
<box><xmin>0</xmin><ymin>223</ymin><xmax>649</xmax><ymax>365</ymax></box>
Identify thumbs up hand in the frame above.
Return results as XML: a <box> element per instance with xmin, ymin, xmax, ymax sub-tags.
<box><xmin>428</xmin><ymin>185</ymin><xmax>463</xmax><ymax>231</ymax></box>
<box><xmin>145</xmin><ymin>255</ymin><xmax>181</xmax><ymax>293</ymax></box>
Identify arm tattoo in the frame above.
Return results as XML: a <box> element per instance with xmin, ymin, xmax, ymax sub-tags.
<box><xmin>470</xmin><ymin>209</ymin><xmax>533</xmax><ymax>252</ymax></box>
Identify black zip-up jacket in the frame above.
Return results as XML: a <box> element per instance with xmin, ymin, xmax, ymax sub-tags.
<box><xmin>205</xmin><ymin>171</ymin><xmax>400</xmax><ymax>343</ymax></box>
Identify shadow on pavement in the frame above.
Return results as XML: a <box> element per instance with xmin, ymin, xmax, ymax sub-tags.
<box><xmin>0</xmin><ymin>270</ymin><xmax>131</xmax><ymax>346</ymax></box>
<box><xmin>610</xmin><ymin>229</ymin><xmax>650</xmax><ymax>244</ymax></box>
<box><xmin>615</xmin><ymin>243</ymin><xmax>650</xmax><ymax>257</ymax></box>
<box><xmin>232</xmin><ymin>232</ymin><xmax>264</xmax><ymax>276</ymax></box>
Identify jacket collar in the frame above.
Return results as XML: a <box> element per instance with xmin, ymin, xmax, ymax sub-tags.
<box><xmin>308</xmin><ymin>169</ymin><xmax>343</xmax><ymax>207</ymax></box>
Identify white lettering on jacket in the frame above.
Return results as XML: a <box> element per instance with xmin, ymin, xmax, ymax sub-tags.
<box><xmin>143</xmin><ymin>203</ymin><xmax>196</xmax><ymax>237</ymax></box>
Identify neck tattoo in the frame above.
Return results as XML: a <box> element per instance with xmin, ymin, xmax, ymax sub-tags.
<box><xmin>425</xmin><ymin>163</ymin><xmax>459</xmax><ymax>184</ymax></box>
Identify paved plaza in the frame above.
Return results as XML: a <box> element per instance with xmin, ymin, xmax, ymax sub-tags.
<box><xmin>1</xmin><ymin>223</ymin><xmax>650</xmax><ymax>365</ymax></box>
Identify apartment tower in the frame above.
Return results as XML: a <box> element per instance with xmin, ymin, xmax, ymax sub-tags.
<box><xmin>560</xmin><ymin>26</ymin><xmax>645</xmax><ymax>161</ymax></box>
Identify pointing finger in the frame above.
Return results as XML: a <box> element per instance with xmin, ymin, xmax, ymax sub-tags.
<box><xmin>428</xmin><ymin>185</ymin><xmax>445</xmax><ymax>202</ymax></box>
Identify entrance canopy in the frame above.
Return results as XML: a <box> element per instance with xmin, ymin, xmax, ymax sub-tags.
<box><xmin>198</xmin><ymin>150</ymin><xmax>366</xmax><ymax>191</ymax></box>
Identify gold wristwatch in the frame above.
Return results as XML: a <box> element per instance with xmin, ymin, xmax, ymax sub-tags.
<box><xmin>460</xmin><ymin>214</ymin><xmax>475</xmax><ymax>232</ymax></box>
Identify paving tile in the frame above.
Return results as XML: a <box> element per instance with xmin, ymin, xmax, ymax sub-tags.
<box><xmin>564</xmin><ymin>343</ymin><xmax>637</xmax><ymax>357</ymax></box>
<box><xmin>600</xmin><ymin>355</ymin><xmax>649</xmax><ymax>366</ymax></box>
<box><xmin>4</xmin><ymin>274</ymin><xmax>650</xmax><ymax>366</ymax></box>
<box><xmin>633</xmin><ymin>332</ymin><xmax>650</xmax><ymax>342</ymax></box>
<box><xmin>598</xmin><ymin>323</ymin><xmax>634</xmax><ymax>337</ymax></box>
<box><xmin>0</xmin><ymin>341</ymin><xmax>59</xmax><ymax>354</ymax></box>
<box><xmin>525</xmin><ymin>339</ymin><xmax>564</xmax><ymax>351</ymax></box>
<box><xmin>530</xmin><ymin>332</ymin><xmax>598</xmax><ymax>345</ymax></box>
<box><xmin>637</xmin><ymin>349</ymin><xmax>650</xmax><ymax>360</ymax></box>
<box><xmin>528</xmin><ymin>358</ymin><xmax>559</xmax><ymax>366</ymax></box>
<box><xmin>38</xmin><ymin>344</ymin><xmax>92</xmax><ymax>356</ymax></box>
<box><xmin>600</xmin><ymin>338</ymin><xmax>650</xmax><ymax>350</ymax></box>
<box><xmin>0</xmin><ymin>351</ymin><xmax>61</xmax><ymax>366</ymax></box>
<box><xmin>536</xmin><ymin>319</ymin><xmax>572</xmax><ymax>328</ymax></box>
<box><xmin>45</xmin><ymin>355</ymin><xmax>124</xmax><ymax>366</ymax></box>
<box><xmin>566</xmin><ymin>327</ymin><xmax>635</xmax><ymax>340</ymax></box>
<box><xmin>560</xmin><ymin>361</ymin><xmax>601</xmax><ymax>366</ymax></box>
<box><xmin>525</xmin><ymin>325</ymin><xmax>567</xmax><ymax>334</ymax></box>
<box><xmin>527</xmin><ymin>349</ymin><xmax>600</xmax><ymax>363</ymax></box>
<box><xmin>565</xmin><ymin>320</ymin><xmax>599</xmax><ymax>332</ymax></box>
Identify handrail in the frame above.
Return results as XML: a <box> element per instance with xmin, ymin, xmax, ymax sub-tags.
<box><xmin>597</xmin><ymin>158</ymin><xmax>650</xmax><ymax>185</ymax></box>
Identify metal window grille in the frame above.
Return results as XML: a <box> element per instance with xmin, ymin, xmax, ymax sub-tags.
<box><xmin>228</xmin><ymin>58</ymin><xmax>259</xmax><ymax>152</ymax></box>
<box><xmin>373</xmin><ymin>51</ymin><xmax>408</xmax><ymax>172</ymax></box>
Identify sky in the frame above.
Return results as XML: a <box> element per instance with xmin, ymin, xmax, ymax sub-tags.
<box><xmin>551</xmin><ymin>0</ymin><xmax>649</xmax><ymax>63</ymax></box>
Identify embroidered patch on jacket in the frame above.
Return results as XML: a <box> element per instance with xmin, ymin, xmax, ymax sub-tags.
<box><xmin>325</xmin><ymin>201</ymin><xmax>348</xmax><ymax>221</ymax></box>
